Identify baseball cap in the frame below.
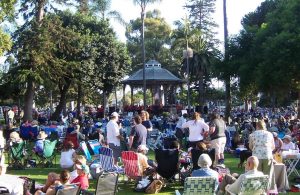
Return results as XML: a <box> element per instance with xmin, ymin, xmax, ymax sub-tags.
<box><xmin>111</xmin><ymin>112</ymin><xmax>119</xmax><ymax>117</ymax></box>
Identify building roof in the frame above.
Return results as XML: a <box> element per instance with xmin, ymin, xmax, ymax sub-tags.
<box><xmin>122</xmin><ymin>60</ymin><xmax>183</xmax><ymax>86</ymax></box>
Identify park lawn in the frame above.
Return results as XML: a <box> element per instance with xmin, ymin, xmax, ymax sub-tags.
<box><xmin>5</xmin><ymin>151</ymin><xmax>296</xmax><ymax>194</ymax></box>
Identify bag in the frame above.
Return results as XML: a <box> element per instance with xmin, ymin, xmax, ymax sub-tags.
<box><xmin>273</xmin><ymin>152</ymin><xmax>282</xmax><ymax>163</ymax></box>
<box><xmin>145</xmin><ymin>179</ymin><xmax>163</xmax><ymax>194</ymax></box>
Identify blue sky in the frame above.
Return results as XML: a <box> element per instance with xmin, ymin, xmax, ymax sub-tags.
<box><xmin>110</xmin><ymin>0</ymin><xmax>265</xmax><ymax>43</ymax></box>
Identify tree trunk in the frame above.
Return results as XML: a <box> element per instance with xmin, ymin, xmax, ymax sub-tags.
<box><xmin>198</xmin><ymin>71</ymin><xmax>204</xmax><ymax>113</ymax></box>
<box><xmin>23</xmin><ymin>79</ymin><xmax>35</xmax><ymax>121</ymax></box>
<box><xmin>115</xmin><ymin>87</ymin><xmax>118</xmax><ymax>111</ymax></box>
<box><xmin>103</xmin><ymin>92</ymin><xmax>107</xmax><ymax>117</ymax></box>
<box><xmin>225</xmin><ymin>76</ymin><xmax>231</xmax><ymax>122</ymax></box>
<box><xmin>77</xmin><ymin>84</ymin><xmax>82</xmax><ymax>118</ymax></box>
<box><xmin>298</xmin><ymin>91</ymin><xmax>300</xmax><ymax>119</ymax></box>
<box><xmin>51</xmin><ymin>81</ymin><xmax>71</xmax><ymax>121</ymax></box>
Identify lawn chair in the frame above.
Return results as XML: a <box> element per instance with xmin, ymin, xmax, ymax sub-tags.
<box><xmin>175</xmin><ymin>176</ymin><xmax>218</xmax><ymax>195</ymax></box>
<box><xmin>8</xmin><ymin>141</ymin><xmax>26</xmax><ymax>169</ymax></box>
<box><xmin>95</xmin><ymin>172</ymin><xmax>119</xmax><ymax>195</ymax></box>
<box><xmin>56</xmin><ymin>183</ymin><xmax>80</xmax><ymax>195</ymax></box>
<box><xmin>87</xmin><ymin>139</ymin><xmax>101</xmax><ymax>155</ymax></box>
<box><xmin>80</xmin><ymin>141</ymin><xmax>92</xmax><ymax>163</ymax></box>
<box><xmin>121</xmin><ymin>151</ymin><xmax>141</xmax><ymax>180</ymax></box>
<box><xmin>63</xmin><ymin>133</ymin><xmax>79</xmax><ymax>149</ymax></box>
<box><xmin>226</xmin><ymin>175</ymin><xmax>269</xmax><ymax>195</ymax></box>
<box><xmin>36</xmin><ymin>140</ymin><xmax>57</xmax><ymax>167</ymax></box>
<box><xmin>99</xmin><ymin>147</ymin><xmax>114</xmax><ymax>171</ymax></box>
<box><xmin>20</xmin><ymin>126</ymin><xmax>38</xmax><ymax>140</ymax></box>
<box><xmin>155</xmin><ymin>148</ymin><xmax>179</xmax><ymax>181</ymax></box>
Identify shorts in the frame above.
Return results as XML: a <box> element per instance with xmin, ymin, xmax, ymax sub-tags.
<box><xmin>108</xmin><ymin>143</ymin><xmax>122</xmax><ymax>160</ymax></box>
<box><xmin>210</xmin><ymin>137</ymin><xmax>226</xmax><ymax>154</ymax></box>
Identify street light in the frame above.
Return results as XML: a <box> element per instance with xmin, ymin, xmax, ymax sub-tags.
<box><xmin>183</xmin><ymin>47</ymin><xmax>193</xmax><ymax>113</ymax></box>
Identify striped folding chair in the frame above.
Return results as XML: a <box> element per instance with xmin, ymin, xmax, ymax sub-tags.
<box><xmin>175</xmin><ymin>177</ymin><xmax>218</xmax><ymax>195</ymax></box>
<box><xmin>99</xmin><ymin>147</ymin><xmax>114</xmax><ymax>171</ymax></box>
<box><xmin>237</xmin><ymin>175</ymin><xmax>269</xmax><ymax>195</ymax></box>
<box><xmin>121</xmin><ymin>151</ymin><xmax>141</xmax><ymax>180</ymax></box>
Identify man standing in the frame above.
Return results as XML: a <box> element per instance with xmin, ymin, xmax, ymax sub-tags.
<box><xmin>129</xmin><ymin>115</ymin><xmax>147</xmax><ymax>151</ymax></box>
<box><xmin>107</xmin><ymin>112</ymin><xmax>123</xmax><ymax>165</ymax></box>
<box><xmin>209</xmin><ymin>112</ymin><xmax>226</xmax><ymax>165</ymax></box>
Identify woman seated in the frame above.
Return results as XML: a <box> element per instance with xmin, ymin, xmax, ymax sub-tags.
<box><xmin>281</xmin><ymin>135</ymin><xmax>297</xmax><ymax>151</ymax></box>
<box><xmin>34</xmin><ymin>131</ymin><xmax>48</xmax><ymax>155</ymax></box>
<box><xmin>191</xmin><ymin>153</ymin><xmax>219</xmax><ymax>182</ymax></box>
<box><xmin>35</xmin><ymin>170</ymin><xmax>70</xmax><ymax>195</ymax></box>
<box><xmin>60</xmin><ymin>141</ymin><xmax>76</xmax><ymax>169</ymax></box>
<box><xmin>136</xmin><ymin>145</ymin><xmax>151</xmax><ymax>176</ymax></box>
<box><xmin>38</xmin><ymin>155</ymin><xmax>89</xmax><ymax>193</ymax></box>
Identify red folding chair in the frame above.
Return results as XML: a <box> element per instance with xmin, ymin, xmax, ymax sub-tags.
<box><xmin>63</xmin><ymin>133</ymin><xmax>79</xmax><ymax>149</ymax></box>
<box><xmin>121</xmin><ymin>151</ymin><xmax>141</xmax><ymax>180</ymax></box>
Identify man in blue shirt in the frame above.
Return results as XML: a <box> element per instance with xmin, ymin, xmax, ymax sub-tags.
<box><xmin>191</xmin><ymin>153</ymin><xmax>219</xmax><ymax>182</ymax></box>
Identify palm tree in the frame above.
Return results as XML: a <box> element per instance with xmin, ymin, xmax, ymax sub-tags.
<box><xmin>223</xmin><ymin>0</ymin><xmax>231</xmax><ymax>122</ymax></box>
<box><xmin>133</xmin><ymin>0</ymin><xmax>162</xmax><ymax>107</ymax></box>
<box><xmin>91</xmin><ymin>0</ymin><xmax>126</xmax><ymax>26</ymax></box>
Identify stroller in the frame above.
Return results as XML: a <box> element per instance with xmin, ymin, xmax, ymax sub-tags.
<box><xmin>36</xmin><ymin>140</ymin><xmax>57</xmax><ymax>167</ymax></box>
<box><xmin>8</xmin><ymin>141</ymin><xmax>27</xmax><ymax>169</ymax></box>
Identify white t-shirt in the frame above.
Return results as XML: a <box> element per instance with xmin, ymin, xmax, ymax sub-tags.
<box><xmin>60</xmin><ymin>149</ymin><xmax>75</xmax><ymax>169</ymax></box>
<box><xmin>106</xmin><ymin>120</ymin><xmax>120</xmax><ymax>146</ymax></box>
<box><xmin>182</xmin><ymin>120</ymin><xmax>209</xmax><ymax>142</ymax></box>
<box><xmin>282</xmin><ymin>142</ymin><xmax>296</xmax><ymax>151</ymax></box>
<box><xmin>8</xmin><ymin>110</ymin><xmax>14</xmax><ymax>119</ymax></box>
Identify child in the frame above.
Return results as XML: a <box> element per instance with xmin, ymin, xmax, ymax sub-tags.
<box><xmin>60</xmin><ymin>141</ymin><xmax>76</xmax><ymax>169</ymax></box>
<box><xmin>71</xmin><ymin>164</ymin><xmax>89</xmax><ymax>190</ymax></box>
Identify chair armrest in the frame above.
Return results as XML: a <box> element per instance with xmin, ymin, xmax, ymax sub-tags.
<box><xmin>175</xmin><ymin>189</ymin><xmax>181</xmax><ymax>195</ymax></box>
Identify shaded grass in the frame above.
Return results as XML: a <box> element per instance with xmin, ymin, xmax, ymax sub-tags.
<box><xmin>5</xmin><ymin>150</ymin><xmax>297</xmax><ymax>194</ymax></box>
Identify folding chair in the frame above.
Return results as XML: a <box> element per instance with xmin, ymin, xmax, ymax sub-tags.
<box><xmin>80</xmin><ymin>141</ymin><xmax>92</xmax><ymax>163</ymax></box>
<box><xmin>95</xmin><ymin>173</ymin><xmax>119</xmax><ymax>195</ymax></box>
<box><xmin>56</xmin><ymin>183</ymin><xmax>80</xmax><ymax>195</ymax></box>
<box><xmin>226</xmin><ymin>175</ymin><xmax>269</xmax><ymax>195</ymax></box>
<box><xmin>63</xmin><ymin>133</ymin><xmax>79</xmax><ymax>149</ymax></box>
<box><xmin>36</xmin><ymin>140</ymin><xmax>57</xmax><ymax>167</ymax></box>
<box><xmin>175</xmin><ymin>176</ymin><xmax>218</xmax><ymax>195</ymax></box>
<box><xmin>121</xmin><ymin>151</ymin><xmax>141</xmax><ymax>179</ymax></box>
<box><xmin>99</xmin><ymin>147</ymin><xmax>114</xmax><ymax>171</ymax></box>
<box><xmin>8</xmin><ymin>141</ymin><xmax>26</xmax><ymax>169</ymax></box>
<box><xmin>20</xmin><ymin>126</ymin><xmax>38</xmax><ymax>140</ymax></box>
<box><xmin>155</xmin><ymin>149</ymin><xmax>179</xmax><ymax>181</ymax></box>
<box><xmin>87</xmin><ymin>139</ymin><xmax>101</xmax><ymax>155</ymax></box>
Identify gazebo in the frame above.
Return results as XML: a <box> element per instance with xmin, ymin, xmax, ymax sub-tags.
<box><xmin>122</xmin><ymin>60</ymin><xmax>184</xmax><ymax>107</ymax></box>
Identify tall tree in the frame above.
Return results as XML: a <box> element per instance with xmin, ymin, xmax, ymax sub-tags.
<box><xmin>0</xmin><ymin>0</ymin><xmax>17</xmax><ymax>56</ymax></box>
<box><xmin>133</xmin><ymin>0</ymin><xmax>162</xmax><ymax>107</ymax></box>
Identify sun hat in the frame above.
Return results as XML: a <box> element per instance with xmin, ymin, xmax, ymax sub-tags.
<box><xmin>283</xmin><ymin>135</ymin><xmax>292</xmax><ymax>141</ymax></box>
<box><xmin>37</xmin><ymin>131</ymin><xmax>48</xmax><ymax>139</ymax></box>
<box><xmin>73</xmin><ymin>155</ymin><xmax>87</xmax><ymax>165</ymax></box>
<box><xmin>111</xmin><ymin>112</ymin><xmax>119</xmax><ymax>117</ymax></box>
<box><xmin>137</xmin><ymin>145</ymin><xmax>149</xmax><ymax>151</ymax></box>
<box><xmin>75</xmin><ymin>164</ymin><xmax>89</xmax><ymax>174</ymax></box>
<box><xmin>272</xmin><ymin>132</ymin><xmax>278</xmax><ymax>138</ymax></box>
<box><xmin>31</xmin><ymin>120</ymin><xmax>39</xmax><ymax>126</ymax></box>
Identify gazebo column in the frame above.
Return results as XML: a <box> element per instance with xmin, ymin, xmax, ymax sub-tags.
<box><xmin>154</xmin><ymin>85</ymin><xmax>160</xmax><ymax>105</ymax></box>
<box><xmin>130</xmin><ymin>86</ymin><xmax>134</xmax><ymax>106</ymax></box>
<box><xmin>163</xmin><ymin>84</ymin><xmax>168</xmax><ymax>106</ymax></box>
<box><xmin>122</xmin><ymin>84</ymin><xmax>126</xmax><ymax>111</ymax></box>
<box><xmin>151</xmin><ymin>86</ymin><xmax>154</xmax><ymax>105</ymax></box>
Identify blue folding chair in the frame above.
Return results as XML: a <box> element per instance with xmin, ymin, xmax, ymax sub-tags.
<box><xmin>99</xmin><ymin>147</ymin><xmax>114</xmax><ymax>171</ymax></box>
<box><xmin>87</xmin><ymin>140</ymin><xmax>101</xmax><ymax>155</ymax></box>
<box><xmin>80</xmin><ymin>141</ymin><xmax>92</xmax><ymax>162</ymax></box>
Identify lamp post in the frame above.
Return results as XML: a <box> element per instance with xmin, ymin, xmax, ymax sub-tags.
<box><xmin>183</xmin><ymin>47</ymin><xmax>193</xmax><ymax>113</ymax></box>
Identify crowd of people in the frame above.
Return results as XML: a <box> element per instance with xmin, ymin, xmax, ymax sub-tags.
<box><xmin>0</xmin><ymin>106</ymin><xmax>298</xmax><ymax>194</ymax></box>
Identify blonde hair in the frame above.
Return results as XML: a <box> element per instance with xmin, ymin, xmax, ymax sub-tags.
<box><xmin>256</xmin><ymin>120</ymin><xmax>266</xmax><ymax>130</ymax></box>
<box><xmin>141</xmin><ymin>111</ymin><xmax>150</xmax><ymax>120</ymax></box>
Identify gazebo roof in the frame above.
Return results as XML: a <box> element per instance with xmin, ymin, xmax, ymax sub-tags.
<box><xmin>122</xmin><ymin>60</ymin><xmax>183</xmax><ymax>86</ymax></box>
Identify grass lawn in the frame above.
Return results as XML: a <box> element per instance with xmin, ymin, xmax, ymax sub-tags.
<box><xmin>5</xmin><ymin>150</ymin><xmax>298</xmax><ymax>194</ymax></box>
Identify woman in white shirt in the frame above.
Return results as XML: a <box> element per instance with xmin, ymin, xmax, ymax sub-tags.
<box><xmin>281</xmin><ymin>135</ymin><xmax>297</xmax><ymax>151</ymax></box>
<box><xmin>182</xmin><ymin>112</ymin><xmax>209</xmax><ymax>148</ymax></box>
<box><xmin>60</xmin><ymin>141</ymin><xmax>76</xmax><ymax>169</ymax></box>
